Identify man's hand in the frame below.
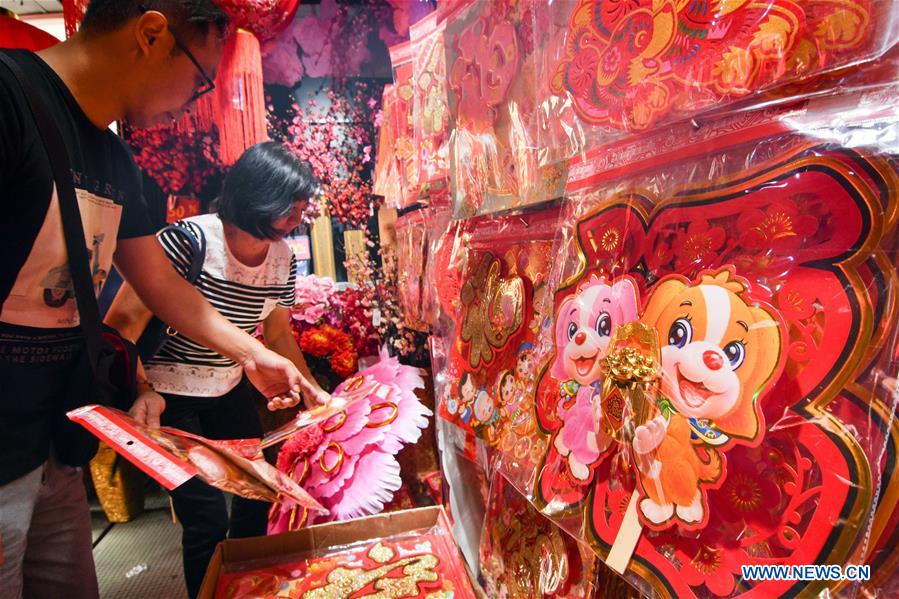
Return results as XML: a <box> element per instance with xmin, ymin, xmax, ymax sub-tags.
<box><xmin>241</xmin><ymin>346</ymin><xmax>303</xmax><ymax>410</ymax></box>
<box><xmin>129</xmin><ymin>389</ymin><xmax>166</xmax><ymax>427</ymax></box>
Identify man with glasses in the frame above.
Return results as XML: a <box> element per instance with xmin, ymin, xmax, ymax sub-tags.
<box><xmin>0</xmin><ymin>2</ymin><xmax>315</xmax><ymax>597</ymax></box>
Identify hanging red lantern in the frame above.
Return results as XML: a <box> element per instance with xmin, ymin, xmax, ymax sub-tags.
<box><xmin>214</xmin><ymin>0</ymin><xmax>300</xmax><ymax>42</ymax></box>
<box><xmin>213</xmin><ymin>28</ymin><xmax>269</xmax><ymax>164</ymax></box>
<box><xmin>0</xmin><ymin>15</ymin><xmax>60</xmax><ymax>51</ymax></box>
<box><xmin>208</xmin><ymin>1</ymin><xmax>302</xmax><ymax>163</ymax></box>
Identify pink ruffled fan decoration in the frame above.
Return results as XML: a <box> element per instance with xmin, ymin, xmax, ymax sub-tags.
<box><xmin>268</xmin><ymin>350</ymin><xmax>431</xmax><ymax>532</ymax></box>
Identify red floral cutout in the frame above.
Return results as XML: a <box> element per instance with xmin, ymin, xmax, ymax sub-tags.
<box><xmin>550</xmin><ymin>0</ymin><xmax>873</xmax><ymax>131</ymax></box>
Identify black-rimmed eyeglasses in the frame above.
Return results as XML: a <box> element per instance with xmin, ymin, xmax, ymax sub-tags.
<box><xmin>138</xmin><ymin>3</ymin><xmax>216</xmax><ymax>103</ymax></box>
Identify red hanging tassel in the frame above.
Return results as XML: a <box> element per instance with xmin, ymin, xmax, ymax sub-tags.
<box><xmin>213</xmin><ymin>28</ymin><xmax>268</xmax><ymax>165</ymax></box>
<box><xmin>62</xmin><ymin>0</ymin><xmax>89</xmax><ymax>38</ymax></box>
<box><xmin>173</xmin><ymin>94</ymin><xmax>216</xmax><ymax>137</ymax></box>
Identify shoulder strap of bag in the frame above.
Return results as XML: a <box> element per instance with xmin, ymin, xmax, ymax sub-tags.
<box><xmin>0</xmin><ymin>53</ymin><xmax>105</xmax><ymax>374</ymax></box>
<box><xmin>159</xmin><ymin>223</ymin><xmax>207</xmax><ymax>284</ymax></box>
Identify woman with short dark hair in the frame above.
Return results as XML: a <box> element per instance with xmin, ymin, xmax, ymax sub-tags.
<box><xmin>105</xmin><ymin>141</ymin><xmax>330</xmax><ymax>598</ymax></box>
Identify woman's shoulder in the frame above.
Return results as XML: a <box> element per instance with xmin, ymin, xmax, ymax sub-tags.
<box><xmin>180</xmin><ymin>213</ymin><xmax>220</xmax><ymax>231</ymax></box>
<box><xmin>167</xmin><ymin>213</ymin><xmax>222</xmax><ymax>244</ymax></box>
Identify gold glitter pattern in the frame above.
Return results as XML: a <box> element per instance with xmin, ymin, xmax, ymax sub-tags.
<box><xmin>459</xmin><ymin>254</ymin><xmax>524</xmax><ymax>369</ymax></box>
<box><xmin>299</xmin><ymin>542</ymin><xmax>441</xmax><ymax>599</ymax></box>
<box><xmin>600</xmin><ymin>323</ymin><xmax>663</xmax><ymax>438</ymax></box>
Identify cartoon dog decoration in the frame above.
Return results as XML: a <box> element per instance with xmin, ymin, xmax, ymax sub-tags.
<box><xmin>552</xmin><ymin>276</ymin><xmax>640</xmax><ymax>481</ymax></box>
<box><xmin>632</xmin><ymin>268</ymin><xmax>784</xmax><ymax>527</ymax></box>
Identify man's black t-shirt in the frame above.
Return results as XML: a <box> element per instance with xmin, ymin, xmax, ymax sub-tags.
<box><xmin>0</xmin><ymin>50</ymin><xmax>154</xmax><ymax>484</ymax></box>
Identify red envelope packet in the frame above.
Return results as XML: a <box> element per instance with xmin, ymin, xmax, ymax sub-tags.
<box><xmin>68</xmin><ymin>405</ymin><xmax>323</xmax><ymax>512</ymax></box>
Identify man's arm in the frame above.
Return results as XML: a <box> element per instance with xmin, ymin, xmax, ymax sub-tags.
<box><xmin>114</xmin><ymin>235</ymin><xmax>300</xmax><ymax>409</ymax></box>
<box><xmin>262</xmin><ymin>306</ymin><xmax>331</xmax><ymax>408</ymax></box>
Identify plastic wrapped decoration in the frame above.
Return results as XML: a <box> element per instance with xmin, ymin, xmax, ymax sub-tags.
<box><xmin>395</xmin><ymin>208</ymin><xmax>431</xmax><ymax>332</ymax></box>
<box><xmin>423</xmin><ymin>203</ymin><xmax>465</xmax><ymax>329</ymax></box>
<box><xmin>444</xmin><ymin>0</ymin><xmax>568</xmax><ymax>217</ymax></box>
<box><xmin>418</xmin><ymin>191</ymin><xmax>454</xmax><ymax>329</ymax></box>
<box><xmin>528</xmin><ymin>85</ymin><xmax>899</xmax><ymax>597</ymax></box>
<box><xmin>389</xmin><ymin>41</ymin><xmax>421</xmax><ymax>209</ymax></box>
<box><xmin>534</xmin><ymin>0</ymin><xmax>899</xmax><ymax>164</ymax></box>
<box><xmin>436</xmin><ymin>207</ymin><xmax>559</xmax><ymax>476</ymax></box>
<box><xmin>443</xmin><ymin>0</ymin><xmax>519</xmax><ymax>217</ymax></box>
<box><xmin>480</xmin><ymin>470</ymin><xmax>597</xmax><ymax>598</ymax></box>
<box><xmin>373</xmin><ymin>84</ymin><xmax>403</xmax><ymax>207</ymax></box>
<box><xmin>268</xmin><ymin>353</ymin><xmax>431</xmax><ymax>531</ymax></box>
<box><xmin>410</xmin><ymin>10</ymin><xmax>452</xmax><ymax>191</ymax></box>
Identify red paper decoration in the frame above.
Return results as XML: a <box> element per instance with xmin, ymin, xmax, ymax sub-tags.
<box><xmin>207</xmin><ymin>0</ymin><xmax>300</xmax><ymax>41</ymax></box>
<box><xmin>550</xmin><ymin>0</ymin><xmax>874</xmax><ymax>132</ymax></box>
<box><xmin>531</xmin><ymin>105</ymin><xmax>899</xmax><ymax>596</ymax></box>
<box><xmin>62</xmin><ymin>0</ymin><xmax>88</xmax><ymax>38</ymax></box>
<box><xmin>0</xmin><ymin>15</ymin><xmax>59</xmax><ymax>51</ymax></box>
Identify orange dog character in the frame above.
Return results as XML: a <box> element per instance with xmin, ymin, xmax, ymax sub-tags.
<box><xmin>633</xmin><ymin>268</ymin><xmax>784</xmax><ymax>527</ymax></box>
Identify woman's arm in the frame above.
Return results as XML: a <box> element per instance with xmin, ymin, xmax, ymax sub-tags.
<box><xmin>103</xmin><ymin>282</ymin><xmax>165</xmax><ymax>426</ymax></box>
<box><xmin>104</xmin><ymin>280</ymin><xmax>153</xmax><ymax>343</ymax></box>
<box><xmin>262</xmin><ymin>306</ymin><xmax>331</xmax><ymax>408</ymax></box>
<box><xmin>115</xmin><ymin>235</ymin><xmax>302</xmax><ymax>409</ymax></box>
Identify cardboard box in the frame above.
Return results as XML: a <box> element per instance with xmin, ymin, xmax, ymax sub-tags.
<box><xmin>199</xmin><ymin>505</ymin><xmax>479</xmax><ymax>598</ymax></box>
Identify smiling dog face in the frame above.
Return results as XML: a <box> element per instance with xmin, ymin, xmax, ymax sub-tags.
<box><xmin>552</xmin><ymin>276</ymin><xmax>640</xmax><ymax>385</ymax></box>
<box><xmin>641</xmin><ymin>269</ymin><xmax>783</xmax><ymax>440</ymax></box>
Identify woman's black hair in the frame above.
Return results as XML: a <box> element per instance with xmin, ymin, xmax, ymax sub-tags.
<box><xmin>216</xmin><ymin>141</ymin><xmax>318</xmax><ymax>240</ymax></box>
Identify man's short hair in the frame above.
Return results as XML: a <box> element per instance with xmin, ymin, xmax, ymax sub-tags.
<box><xmin>217</xmin><ymin>142</ymin><xmax>319</xmax><ymax>240</ymax></box>
<box><xmin>81</xmin><ymin>0</ymin><xmax>229</xmax><ymax>41</ymax></box>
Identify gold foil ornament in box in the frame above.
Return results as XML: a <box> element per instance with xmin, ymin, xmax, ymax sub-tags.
<box><xmin>598</xmin><ymin>323</ymin><xmax>662</xmax><ymax>442</ymax></box>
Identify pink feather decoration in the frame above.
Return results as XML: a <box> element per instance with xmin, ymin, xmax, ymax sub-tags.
<box><xmin>268</xmin><ymin>351</ymin><xmax>431</xmax><ymax>533</ymax></box>
<box><xmin>329</xmin><ymin>449</ymin><xmax>402</xmax><ymax>521</ymax></box>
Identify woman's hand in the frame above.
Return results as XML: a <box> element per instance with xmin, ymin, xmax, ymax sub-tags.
<box><xmin>129</xmin><ymin>387</ymin><xmax>166</xmax><ymax>427</ymax></box>
<box><xmin>303</xmin><ymin>387</ymin><xmax>332</xmax><ymax>410</ymax></box>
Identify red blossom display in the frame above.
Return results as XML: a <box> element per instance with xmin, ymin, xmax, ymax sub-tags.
<box><xmin>269</xmin><ymin>85</ymin><xmax>383</xmax><ymax>228</ymax></box>
<box><xmin>337</xmin><ymin>287</ymin><xmax>381</xmax><ymax>357</ymax></box>
<box><xmin>299</xmin><ymin>324</ymin><xmax>358</xmax><ymax>378</ymax></box>
<box><xmin>127</xmin><ymin>125</ymin><xmax>223</xmax><ymax>197</ymax></box>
